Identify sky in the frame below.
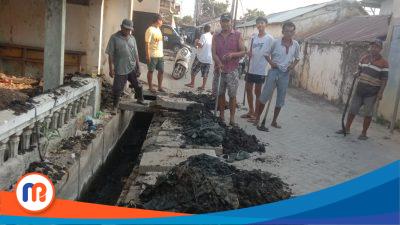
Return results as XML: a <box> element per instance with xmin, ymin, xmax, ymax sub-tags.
<box><xmin>177</xmin><ymin>0</ymin><xmax>337</xmax><ymax>18</ymax></box>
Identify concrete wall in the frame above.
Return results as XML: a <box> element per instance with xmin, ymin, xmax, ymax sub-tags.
<box><xmin>0</xmin><ymin>0</ymin><xmax>88</xmax><ymax>51</ymax></box>
<box><xmin>380</xmin><ymin>0</ymin><xmax>393</xmax><ymax>15</ymax></box>
<box><xmin>132</xmin><ymin>0</ymin><xmax>160</xmax><ymax>13</ymax></box>
<box><xmin>99</xmin><ymin>0</ymin><xmax>133</xmax><ymax>76</ymax></box>
<box><xmin>0</xmin><ymin>0</ymin><xmax>90</xmax><ymax>76</ymax></box>
<box><xmin>379</xmin><ymin>0</ymin><xmax>400</xmax><ymax>126</ymax></box>
<box><xmin>293</xmin><ymin>42</ymin><xmax>369</xmax><ymax>104</ymax></box>
<box><xmin>294</xmin><ymin>43</ymin><xmax>344</xmax><ymax>102</ymax></box>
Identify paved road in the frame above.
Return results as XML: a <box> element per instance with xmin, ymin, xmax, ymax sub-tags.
<box><xmin>138</xmin><ymin>56</ymin><xmax>400</xmax><ymax>196</ymax></box>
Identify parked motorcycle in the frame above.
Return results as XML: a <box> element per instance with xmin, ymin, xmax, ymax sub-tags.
<box><xmin>171</xmin><ymin>44</ymin><xmax>192</xmax><ymax>80</ymax></box>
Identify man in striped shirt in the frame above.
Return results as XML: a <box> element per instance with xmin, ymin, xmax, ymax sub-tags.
<box><xmin>338</xmin><ymin>39</ymin><xmax>389</xmax><ymax>140</ymax></box>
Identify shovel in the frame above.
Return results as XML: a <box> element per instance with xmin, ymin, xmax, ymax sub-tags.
<box><xmin>257</xmin><ymin>89</ymin><xmax>275</xmax><ymax>132</ymax></box>
<box><xmin>214</xmin><ymin>71</ymin><xmax>222</xmax><ymax>116</ymax></box>
<box><xmin>341</xmin><ymin>72</ymin><xmax>358</xmax><ymax>136</ymax></box>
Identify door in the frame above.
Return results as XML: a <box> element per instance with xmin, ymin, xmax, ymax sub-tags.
<box><xmin>133</xmin><ymin>11</ymin><xmax>156</xmax><ymax>63</ymax></box>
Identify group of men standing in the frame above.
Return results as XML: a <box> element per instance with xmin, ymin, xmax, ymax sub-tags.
<box><xmin>187</xmin><ymin>13</ymin><xmax>300</xmax><ymax>128</ymax></box>
<box><xmin>106</xmin><ymin>12</ymin><xmax>389</xmax><ymax>140</ymax></box>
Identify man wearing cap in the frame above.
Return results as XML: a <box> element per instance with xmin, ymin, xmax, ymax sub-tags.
<box><xmin>337</xmin><ymin>39</ymin><xmax>389</xmax><ymax>140</ymax></box>
<box><xmin>145</xmin><ymin>14</ymin><xmax>165</xmax><ymax>93</ymax></box>
<box><xmin>106</xmin><ymin>18</ymin><xmax>144</xmax><ymax>114</ymax></box>
<box><xmin>212</xmin><ymin>13</ymin><xmax>246</xmax><ymax>126</ymax></box>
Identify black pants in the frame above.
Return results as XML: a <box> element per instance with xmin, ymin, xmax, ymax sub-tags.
<box><xmin>112</xmin><ymin>70</ymin><xmax>141</xmax><ymax>97</ymax></box>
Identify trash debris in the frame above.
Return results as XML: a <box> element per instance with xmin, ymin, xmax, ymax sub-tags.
<box><xmin>0</xmin><ymin>88</ymin><xmax>37</xmax><ymax>115</ymax></box>
<box><xmin>85</xmin><ymin>116</ymin><xmax>97</xmax><ymax>133</ymax></box>
<box><xmin>59</xmin><ymin>133</ymin><xmax>96</xmax><ymax>154</ymax></box>
<box><xmin>140</xmin><ymin>154</ymin><xmax>291</xmax><ymax>213</ymax></box>
<box><xmin>26</xmin><ymin>161</ymin><xmax>66</xmax><ymax>184</ymax></box>
<box><xmin>101</xmin><ymin>80</ymin><xmax>114</xmax><ymax>111</ymax></box>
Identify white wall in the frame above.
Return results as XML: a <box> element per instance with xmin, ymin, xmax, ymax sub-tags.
<box><xmin>294</xmin><ymin>43</ymin><xmax>344</xmax><ymax>102</ymax></box>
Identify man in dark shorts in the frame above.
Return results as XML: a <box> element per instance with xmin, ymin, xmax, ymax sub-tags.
<box><xmin>241</xmin><ymin>16</ymin><xmax>274</xmax><ymax>119</ymax></box>
<box><xmin>185</xmin><ymin>25</ymin><xmax>213</xmax><ymax>90</ymax></box>
<box><xmin>106</xmin><ymin>19</ymin><xmax>144</xmax><ymax>114</ymax></box>
<box><xmin>337</xmin><ymin>40</ymin><xmax>389</xmax><ymax>140</ymax></box>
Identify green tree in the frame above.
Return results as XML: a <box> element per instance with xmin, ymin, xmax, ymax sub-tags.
<box><xmin>201</xmin><ymin>0</ymin><xmax>229</xmax><ymax>21</ymax></box>
<box><xmin>241</xmin><ymin>9</ymin><xmax>266</xmax><ymax>22</ymax></box>
<box><xmin>181</xmin><ymin>15</ymin><xmax>194</xmax><ymax>25</ymax></box>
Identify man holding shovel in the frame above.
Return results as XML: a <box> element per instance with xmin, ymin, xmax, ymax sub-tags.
<box><xmin>241</xmin><ymin>16</ymin><xmax>274</xmax><ymax>120</ymax></box>
<box><xmin>337</xmin><ymin>40</ymin><xmax>388</xmax><ymax>140</ymax></box>
<box><xmin>212</xmin><ymin>13</ymin><xmax>246</xmax><ymax>126</ymax></box>
<box><xmin>251</xmin><ymin>22</ymin><xmax>300</xmax><ymax>128</ymax></box>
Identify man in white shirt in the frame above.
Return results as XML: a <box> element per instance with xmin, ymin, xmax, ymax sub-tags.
<box><xmin>251</xmin><ymin>22</ymin><xmax>300</xmax><ymax>129</ymax></box>
<box><xmin>241</xmin><ymin>16</ymin><xmax>273</xmax><ymax>119</ymax></box>
<box><xmin>185</xmin><ymin>24</ymin><xmax>213</xmax><ymax>90</ymax></box>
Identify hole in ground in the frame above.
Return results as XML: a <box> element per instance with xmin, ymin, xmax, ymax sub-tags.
<box><xmin>78</xmin><ymin>112</ymin><xmax>153</xmax><ymax>205</ymax></box>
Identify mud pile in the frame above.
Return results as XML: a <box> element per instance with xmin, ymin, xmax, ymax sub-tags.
<box><xmin>176</xmin><ymin>92</ymin><xmax>216</xmax><ymax>111</ymax></box>
<box><xmin>140</xmin><ymin>154</ymin><xmax>291</xmax><ymax>213</ymax></box>
<box><xmin>0</xmin><ymin>88</ymin><xmax>37</xmax><ymax>115</ymax></box>
<box><xmin>223</xmin><ymin>126</ymin><xmax>265</xmax><ymax>154</ymax></box>
<box><xmin>178</xmin><ymin>106</ymin><xmax>265</xmax><ymax>154</ymax></box>
<box><xmin>180</xmin><ymin>107</ymin><xmax>225</xmax><ymax>147</ymax></box>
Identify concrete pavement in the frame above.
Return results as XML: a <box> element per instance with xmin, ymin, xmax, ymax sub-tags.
<box><xmin>138</xmin><ymin>56</ymin><xmax>400</xmax><ymax>196</ymax></box>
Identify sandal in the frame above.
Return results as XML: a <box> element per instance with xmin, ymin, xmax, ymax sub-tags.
<box><xmin>148</xmin><ymin>88</ymin><xmax>157</xmax><ymax>93</ymax></box>
<box><xmin>240</xmin><ymin>113</ymin><xmax>253</xmax><ymax>118</ymax></box>
<box><xmin>185</xmin><ymin>83</ymin><xmax>194</xmax><ymax>88</ymax></box>
<box><xmin>335</xmin><ymin>129</ymin><xmax>350</xmax><ymax>135</ymax></box>
<box><xmin>158</xmin><ymin>88</ymin><xmax>166</xmax><ymax>93</ymax></box>
<box><xmin>271</xmin><ymin>122</ymin><xmax>282</xmax><ymax>129</ymax></box>
<box><xmin>197</xmin><ymin>87</ymin><xmax>205</xmax><ymax>91</ymax></box>
<box><xmin>358</xmin><ymin>135</ymin><xmax>369</xmax><ymax>140</ymax></box>
<box><xmin>229</xmin><ymin>121</ymin><xmax>238</xmax><ymax>127</ymax></box>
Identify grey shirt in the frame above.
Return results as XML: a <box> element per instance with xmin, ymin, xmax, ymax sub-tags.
<box><xmin>269</xmin><ymin>37</ymin><xmax>300</xmax><ymax>72</ymax></box>
<box><xmin>106</xmin><ymin>31</ymin><xmax>139</xmax><ymax>75</ymax></box>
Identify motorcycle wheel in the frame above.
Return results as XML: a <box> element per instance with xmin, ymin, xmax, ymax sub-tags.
<box><xmin>172</xmin><ymin>64</ymin><xmax>186</xmax><ymax>80</ymax></box>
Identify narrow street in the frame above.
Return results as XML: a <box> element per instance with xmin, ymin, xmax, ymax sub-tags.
<box><xmin>142</xmin><ymin>57</ymin><xmax>400</xmax><ymax>195</ymax></box>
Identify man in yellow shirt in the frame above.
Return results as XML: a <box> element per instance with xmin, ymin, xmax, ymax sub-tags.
<box><xmin>145</xmin><ymin>14</ymin><xmax>165</xmax><ymax>93</ymax></box>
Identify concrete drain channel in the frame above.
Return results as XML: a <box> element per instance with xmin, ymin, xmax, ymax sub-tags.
<box><xmin>79</xmin><ymin>112</ymin><xmax>153</xmax><ymax>205</ymax></box>
<box><xmin>77</xmin><ymin>95</ymin><xmax>292</xmax><ymax>213</ymax></box>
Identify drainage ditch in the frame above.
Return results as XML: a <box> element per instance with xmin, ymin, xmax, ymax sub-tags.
<box><xmin>78</xmin><ymin>112</ymin><xmax>153</xmax><ymax>205</ymax></box>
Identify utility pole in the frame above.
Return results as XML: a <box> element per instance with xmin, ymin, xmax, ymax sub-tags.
<box><xmin>194</xmin><ymin>0</ymin><xmax>201</xmax><ymax>26</ymax></box>
<box><xmin>233</xmin><ymin>0</ymin><xmax>239</xmax><ymax>29</ymax></box>
<box><xmin>230</xmin><ymin>0</ymin><xmax>235</xmax><ymax>19</ymax></box>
